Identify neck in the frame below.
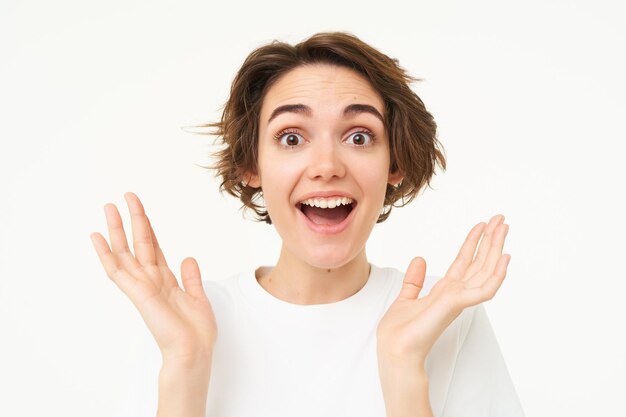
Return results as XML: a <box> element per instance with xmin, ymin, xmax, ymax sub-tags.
<box><xmin>255</xmin><ymin>246</ymin><xmax>371</xmax><ymax>305</ymax></box>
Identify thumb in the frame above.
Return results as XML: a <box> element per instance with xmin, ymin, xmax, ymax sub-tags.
<box><xmin>398</xmin><ymin>257</ymin><xmax>427</xmax><ymax>301</ymax></box>
<box><xmin>180</xmin><ymin>257</ymin><xmax>207</xmax><ymax>299</ymax></box>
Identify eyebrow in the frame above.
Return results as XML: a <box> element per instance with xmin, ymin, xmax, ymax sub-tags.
<box><xmin>267</xmin><ymin>103</ymin><xmax>384</xmax><ymax>125</ymax></box>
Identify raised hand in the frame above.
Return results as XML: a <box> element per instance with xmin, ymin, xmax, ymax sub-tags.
<box><xmin>90</xmin><ymin>192</ymin><xmax>217</xmax><ymax>367</ymax></box>
<box><xmin>377</xmin><ymin>214</ymin><xmax>510</xmax><ymax>368</ymax></box>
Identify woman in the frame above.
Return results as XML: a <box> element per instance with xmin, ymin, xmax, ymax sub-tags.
<box><xmin>90</xmin><ymin>32</ymin><xmax>523</xmax><ymax>417</ymax></box>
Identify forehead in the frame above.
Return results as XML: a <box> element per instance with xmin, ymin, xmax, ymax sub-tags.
<box><xmin>260</xmin><ymin>64</ymin><xmax>385</xmax><ymax>124</ymax></box>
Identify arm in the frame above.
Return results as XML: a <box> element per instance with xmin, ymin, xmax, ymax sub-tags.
<box><xmin>378</xmin><ymin>305</ymin><xmax>524</xmax><ymax>417</ymax></box>
<box><xmin>377</xmin><ymin>358</ymin><xmax>433</xmax><ymax>417</ymax></box>
<box><xmin>377</xmin><ymin>215</ymin><xmax>511</xmax><ymax>417</ymax></box>
<box><xmin>90</xmin><ymin>192</ymin><xmax>218</xmax><ymax>417</ymax></box>
<box><xmin>157</xmin><ymin>358</ymin><xmax>212</xmax><ymax>417</ymax></box>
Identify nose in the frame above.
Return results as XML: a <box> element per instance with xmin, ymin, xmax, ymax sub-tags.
<box><xmin>306</xmin><ymin>138</ymin><xmax>346</xmax><ymax>181</ymax></box>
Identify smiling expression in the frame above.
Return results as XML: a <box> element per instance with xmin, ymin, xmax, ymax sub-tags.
<box><xmin>247</xmin><ymin>63</ymin><xmax>403</xmax><ymax>269</ymax></box>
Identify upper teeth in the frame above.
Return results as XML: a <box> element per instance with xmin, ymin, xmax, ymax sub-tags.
<box><xmin>300</xmin><ymin>197</ymin><xmax>353</xmax><ymax>209</ymax></box>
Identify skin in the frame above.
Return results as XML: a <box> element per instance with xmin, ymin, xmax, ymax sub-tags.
<box><xmin>248</xmin><ymin>63</ymin><xmax>403</xmax><ymax>305</ymax></box>
<box><xmin>376</xmin><ymin>215</ymin><xmax>509</xmax><ymax>417</ymax></box>
<box><xmin>90</xmin><ymin>194</ymin><xmax>215</xmax><ymax>417</ymax></box>
<box><xmin>90</xmin><ymin>63</ymin><xmax>511</xmax><ymax>417</ymax></box>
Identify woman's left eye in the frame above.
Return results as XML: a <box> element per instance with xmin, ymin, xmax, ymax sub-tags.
<box><xmin>345</xmin><ymin>130</ymin><xmax>375</xmax><ymax>146</ymax></box>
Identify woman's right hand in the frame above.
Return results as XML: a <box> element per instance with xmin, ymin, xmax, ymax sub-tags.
<box><xmin>90</xmin><ymin>192</ymin><xmax>217</xmax><ymax>368</ymax></box>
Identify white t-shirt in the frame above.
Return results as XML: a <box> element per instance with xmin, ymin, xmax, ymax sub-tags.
<box><xmin>200</xmin><ymin>263</ymin><xmax>524</xmax><ymax>417</ymax></box>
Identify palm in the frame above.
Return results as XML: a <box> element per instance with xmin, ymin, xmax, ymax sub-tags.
<box><xmin>90</xmin><ymin>192</ymin><xmax>217</xmax><ymax>364</ymax></box>
<box><xmin>377</xmin><ymin>215</ymin><xmax>510</xmax><ymax>365</ymax></box>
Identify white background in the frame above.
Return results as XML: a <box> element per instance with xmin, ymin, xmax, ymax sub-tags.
<box><xmin>1</xmin><ymin>0</ymin><xmax>624</xmax><ymax>416</ymax></box>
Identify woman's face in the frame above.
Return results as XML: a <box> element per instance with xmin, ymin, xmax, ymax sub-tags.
<box><xmin>248</xmin><ymin>63</ymin><xmax>403</xmax><ymax>269</ymax></box>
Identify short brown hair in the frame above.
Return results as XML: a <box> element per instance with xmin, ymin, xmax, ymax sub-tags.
<box><xmin>201</xmin><ymin>31</ymin><xmax>446</xmax><ymax>224</ymax></box>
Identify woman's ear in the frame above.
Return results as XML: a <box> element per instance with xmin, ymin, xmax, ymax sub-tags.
<box><xmin>388</xmin><ymin>170</ymin><xmax>404</xmax><ymax>187</ymax></box>
<box><xmin>243</xmin><ymin>171</ymin><xmax>261</xmax><ymax>188</ymax></box>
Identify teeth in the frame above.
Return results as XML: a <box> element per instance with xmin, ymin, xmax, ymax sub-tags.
<box><xmin>300</xmin><ymin>197</ymin><xmax>353</xmax><ymax>208</ymax></box>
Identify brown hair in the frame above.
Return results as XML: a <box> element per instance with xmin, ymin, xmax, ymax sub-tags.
<box><xmin>200</xmin><ymin>31</ymin><xmax>446</xmax><ymax>224</ymax></box>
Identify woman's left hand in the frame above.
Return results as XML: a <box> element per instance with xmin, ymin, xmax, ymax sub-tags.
<box><xmin>376</xmin><ymin>214</ymin><xmax>511</xmax><ymax>368</ymax></box>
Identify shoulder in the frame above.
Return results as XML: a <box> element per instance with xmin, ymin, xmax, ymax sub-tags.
<box><xmin>201</xmin><ymin>270</ymin><xmax>246</xmax><ymax>301</ymax></box>
<box><xmin>200</xmin><ymin>271</ymin><xmax>250</xmax><ymax>319</ymax></box>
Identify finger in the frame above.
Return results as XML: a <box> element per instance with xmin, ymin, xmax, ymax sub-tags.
<box><xmin>463</xmin><ymin>254</ymin><xmax>511</xmax><ymax>305</ymax></box>
<box><xmin>145</xmin><ymin>215</ymin><xmax>169</xmax><ymax>268</ymax></box>
<box><xmin>398</xmin><ymin>257</ymin><xmax>427</xmax><ymax>301</ymax></box>
<box><xmin>145</xmin><ymin>215</ymin><xmax>179</xmax><ymax>290</ymax></box>
<box><xmin>445</xmin><ymin>222</ymin><xmax>486</xmax><ymax>280</ymax></box>
<box><xmin>90</xmin><ymin>232</ymin><xmax>138</xmax><ymax>296</ymax></box>
<box><xmin>125</xmin><ymin>192</ymin><xmax>157</xmax><ymax>267</ymax></box>
<box><xmin>104</xmin><ymin>203</ymin><xmax>142</xmax><ymax>275</ymax></box>
<box><xmin>180</xmin><ymin>257</ymin><xmax>208</xmax><ymax>300</ymax></box>
<box><xmin>479</xmin><ymin>223</ymin><xmax>509</xmax><ymax>279</ymax></box>
<box><xmin>464</xmin><ymin>214</ymin><xmax>504</xmax><ymax>279</ymax></box>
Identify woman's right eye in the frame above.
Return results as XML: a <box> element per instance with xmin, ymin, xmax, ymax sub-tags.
<box><xmin>274</xmin><ymin>130</ymin><xmax>305</xmax><ymax>147</ymax></box>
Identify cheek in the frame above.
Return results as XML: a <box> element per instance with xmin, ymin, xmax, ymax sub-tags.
<box><xmin>258</xmin><ymin>162</ymin><xmax>301</xmax><ymax>211</ymax></box>
<box><xmin>358</xmin><ymin>160</ymin><xmax>390</xmax><ymax>201</ymax></box>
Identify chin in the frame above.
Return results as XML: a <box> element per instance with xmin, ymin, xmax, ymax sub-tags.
<box><xmin>301</xmin><ymin>246</ymin><xmax>361</xmax><ymax>271</ymax></box>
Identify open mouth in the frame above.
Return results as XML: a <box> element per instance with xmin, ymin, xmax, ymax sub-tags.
<box><xmin>296</xmin><ymin>197</ymin><xmax>356</xmax><ymax>226</ymax></box>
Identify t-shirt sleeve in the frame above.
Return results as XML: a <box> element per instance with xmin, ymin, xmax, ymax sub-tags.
<box><xmin>440</xmin><ymin>304</ymin><xmax>525</xmax><ymax>417</ymax></box>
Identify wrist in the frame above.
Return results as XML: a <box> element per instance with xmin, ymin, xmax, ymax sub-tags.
<box><xmin>377</xmin><ymin>344</ymin><xmax>427</xmax><ymax>372</ymax></box>
<box><xmin>159</xmin><ymin>355</ymin><xmax>212</xmax><ymax>396</ymax></box>
<box><xmin>378</xmin><ymin>355</ymin><xmax>433</xmax><ymax>417</ymax></box>
<box><xmin>157</xmin><ymin>363</ymin><xmax>212</xmax><ymax>417</ymax></box>
<box><xmin>160</xmin><ymin>359</ymin><xmax>211</xmax><ymax>379</ymax></box>
<box><xmin>161</xmin><ymin>349</ymin><xmax>213</xmax><ymax>371</ymax></box>
<box><xmin>378</xmin><ymin>360</ymin><xmax>429</xmax><ymax>391</ymax></box>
